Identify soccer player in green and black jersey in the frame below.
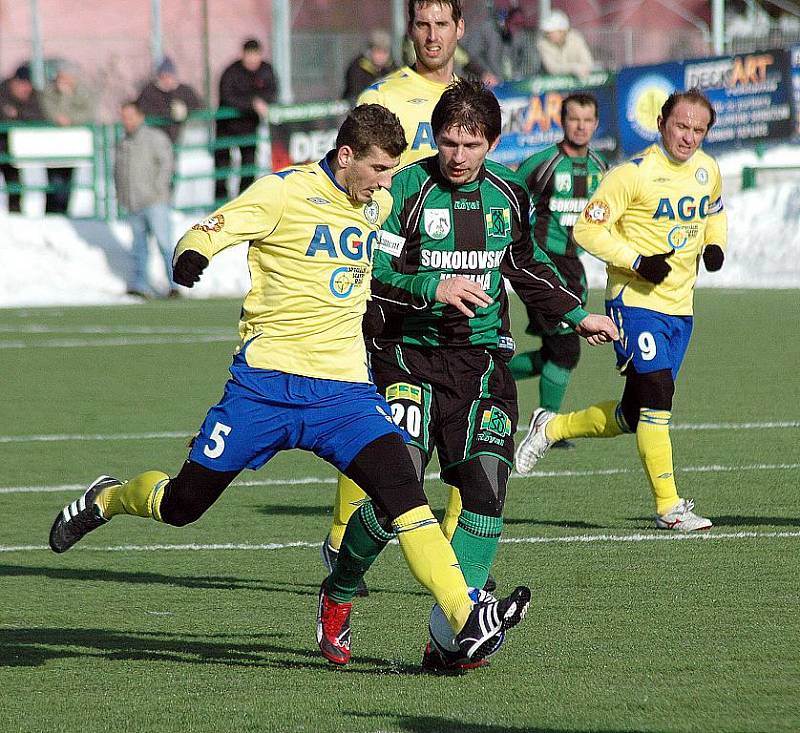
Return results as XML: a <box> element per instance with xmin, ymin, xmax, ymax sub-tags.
<box><xmin>512</xmin><ymin>93</ymin><xmax>607</xmax><ymax>448</ymax></box>
<box><xmin>322</xmin><ymin>79</ymin><xmax>618</xmax><ymax>671</ymax></box>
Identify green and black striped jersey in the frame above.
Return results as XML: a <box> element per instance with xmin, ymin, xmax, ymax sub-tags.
<box><xmin>517</xmin><ymin>142</ymin><xmax>607</xmax><ymax>258</ymax></box>
<box><xmin>370</xmin><ymin>155</ymin><xmax>587</xmax><ymax>350</ymax></box>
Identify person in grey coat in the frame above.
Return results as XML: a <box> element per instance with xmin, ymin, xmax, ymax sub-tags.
<box><xmin>114</xmin><ymin>100</ymin><xmax>176</xmax><ymax>298</ymax></box>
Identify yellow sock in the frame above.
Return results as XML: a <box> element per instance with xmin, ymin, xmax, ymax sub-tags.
<box><xmin>329</xmin><ymin>474</ymin><xmax>368</xmax><ymax>551</ymax></box>
<box><xmin>440</xmin><ymin>486</ymin><xmax>462</xmax><ymax>541</ymax></box>
<box><xmin>393</xmin><ymin>505</ymin><xmax>472</xmax><ymax>633</ymax></box>
<box><xmin>636</xmin><ymin>409</ymin><xmax>679</xmax><ymax>515</ymax></box>
<box><xmin>95</xmin><ymin>471</ymin><xmax>170</xmax><ymax>521</ymax></box>
<box><xmin>546</xmin><ymin>400</ymin><xmax>627</xmax><ymax>442</ymax></box>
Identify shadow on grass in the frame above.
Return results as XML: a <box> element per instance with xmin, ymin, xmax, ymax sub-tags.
<box><xmin>0</xmin><ymin>563</ymin><xmax>320</xmax><ymax>595</ymax></box>
<box><xmin>0</xmin><ymin>626</ymin><xmax>422</xmax><ymax>675</ymax></box>
<box><xmin>347</xmin><ymin>712</ymin><xmax>647</xmax><ymax>733</ymax></box>
<box><xmin>502</xmin><ymin>518</ymin><xmax>604</xmax><ymax>529</ymax></box>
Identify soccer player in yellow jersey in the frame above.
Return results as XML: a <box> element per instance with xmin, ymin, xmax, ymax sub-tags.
<box><xmin>324</xmin><ymin>0</ymin><xmax>474</xmax><ymax>589</ymax></box>
<box><xmin>515</xmin><ymin>89</ymin><xmax>728</xmax><ymax>531</ymax></box>
<box><xmin>47</xmin><ymin>104</ymin><xmax>532</xmax><ymax>666</ymax></box>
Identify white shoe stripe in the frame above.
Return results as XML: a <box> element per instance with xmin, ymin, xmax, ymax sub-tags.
<box><xmin>61</xmin><ymin>507</ymin><xmax>70</xmax><ymax>522</ymax></box>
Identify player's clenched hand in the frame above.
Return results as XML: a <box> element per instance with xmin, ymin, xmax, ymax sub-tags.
<box><xmin>434</xmin><ymin>276</ymin><xmax>493</xmax><ymax>318</ymax></box>
<box><xmin>574</xmin><ymin>314</ymin><xmax>619</xmax><ymax>345</ymax></box>
<box><xmin>702</xmin><ymin>244</ymin><xmax>724</xmax><ymax>272</ymax></box>
<box><xmin>173</xmin><ymin>250</ymin><xmax>209</xmax><ymax>287</ymax></box>
<box><xmin>634</xmin><ymin>250</ymin><xmax>673</xmax><ymax>284</ymax></box>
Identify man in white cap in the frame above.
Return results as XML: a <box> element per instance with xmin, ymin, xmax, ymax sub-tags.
<box><xmin>537</xmin><ymin>9</ymin><xmax>596</xmax><ymax>81</ymax></box>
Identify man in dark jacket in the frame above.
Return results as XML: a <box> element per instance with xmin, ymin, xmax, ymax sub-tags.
<box><xmin>342</xmin><ymin>29</ymin><xmax>396</xmax><ymax>101</ymax></box>
<box><xmin>214</xmin><ymin>38</ymin><xmax>277</xmax><ymax>204</ymax></box>
<box><xmin>136</xmin><ymin>57</ymin><xmax>204</xmax><ymax>144</ymax></box>
<box><xmin>0</xmin><ymin>64</ymin><xmax>44</xmax><ymax>212</ymax></box>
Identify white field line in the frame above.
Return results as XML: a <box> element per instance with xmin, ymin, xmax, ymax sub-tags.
<box><xmin>0</xmin><ymin>325</ymin><xmax>230</xmax><ymax>334</ymax></box>
<box><xmin>1</xmin><ymin>420</ymin><xmax>798</xmax><ymax>445</ymax></box>
<box><xmin>0</xmin><ymin>335</ymin><xmax>234</xmax><ymax>349</ymax></box>
<box><xmin>2</xmin><ymin>462</ymin><xmax>798</xmax><ymax>496</ymax></box>
<box><xmin>3</xmin><ymin>530</ymin><xmax>800</xmax><ymax>554</ymax></box>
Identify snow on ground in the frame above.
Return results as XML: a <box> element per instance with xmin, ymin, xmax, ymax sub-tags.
<box><xmin>1</xmin><ymin>145</ymin><xmax>799</xmax><ymax>308</ymax></box>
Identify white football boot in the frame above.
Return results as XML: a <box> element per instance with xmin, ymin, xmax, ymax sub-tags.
<box><xmin>514</xmin><ymin>408</ymin><xmax>556</xmax><ymax>474</ymax></box>
<box><xmin>655</xmin><ymin>498</ymin><xmax>712</xmax><ymax>531</ymax></box>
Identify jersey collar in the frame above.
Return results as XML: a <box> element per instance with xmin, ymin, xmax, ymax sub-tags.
<box><xmin>319</xmin><ymin>151</ymin><xmax>349</xmax><ymax>195</ymax></box>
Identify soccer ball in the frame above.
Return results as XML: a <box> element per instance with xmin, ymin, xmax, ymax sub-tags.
<box><xmin>428</xmin><ymin>587</ymin><xmax>506</xmax><ymax>664</ymax></box>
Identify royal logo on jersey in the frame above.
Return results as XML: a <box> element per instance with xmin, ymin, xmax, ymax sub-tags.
<box><xmin>486</xmin><ymin>208</ymin><xmax>511</xmax><ymax>238</ymax></box>
<box><xmin>555</xmin><ymin>172</ymin><xmax>572</xmax><ymax>193</ymax></box>
<box><xmin>192</xmin><ymin>214</ymin><xmax>225</xmax><ymax>233</ymax></box>
<box><xmin>478</xmin><ymin>406</ymin><xmax>512</xmax><ymax>444</ymax></box>
<box><xmin>364</xmin><ymin>200</ymin><xmax>380</xmax><ymax>224</ymax></box>
<box><xmin>424</xmin><ymin>209</ymin><xmax>451</xmax><ymax>239</ymax></box>
<box><xmin>584</xmin><ymin>201</ymin><xmax>610</xmax><ymax>224</ymax></box>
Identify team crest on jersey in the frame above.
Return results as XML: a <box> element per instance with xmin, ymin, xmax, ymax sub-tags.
<box><xmin>364</xmin><ymin>200</ymin><xmax>380</xmax><ymax>224</ymax></box>
<box><xmin>486</xmin><ymin>207</ymin><xmax>511</xmax><ymax>238</ymax></box>
<box><xmin>695</xmin><ymin>167</ymin><xmax>709</xmax><ymax>185</ymax></box>
<box><xmin>191</xmin><ymin>214</ymin><xmax>224</xmax><ymax>233</ymax></box>
<box><xmin>583</xmin><ymin>200</ymin><xmax>610</xmax><ymax>224</ymax></box>
<box><xmin>555</xmin><ymin>172</ymin><xmax>572</xmax><ymax>193</ymax></box>
<box><xmin>424</xmin><ymin>209</ymin><xmax>451</xmax><ymax>239</ymax></box>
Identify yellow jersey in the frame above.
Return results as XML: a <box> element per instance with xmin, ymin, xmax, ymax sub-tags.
<box><xmin>175</xmin><ymin>157</ymin><xmax>392</xmax><ymax>383</ymax></box>
<box><xmin>357</xmin><ymin>65</ymin><xmax>452</xmax><ymax>169</ymax></box>
<box><xmin>574</xmin><ymin>144</ymin><xmax>727</xmax><ymax>315</ymax></box>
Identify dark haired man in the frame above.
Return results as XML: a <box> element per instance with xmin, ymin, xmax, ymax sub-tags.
<box><xmin>49</xmin><ymin>104</ymin><xmax>531</xmax><ymax>669</ymax></box>
<box><xmin>512</xmin><ymin>93</ymin><xmax>608</xmax><ymax>448</ymax></box>
<box><xmin>320</xmin><ymin>80</ymin><xmax>618</xmax><ymax>671</ymax></box>
<box><xmin>515</xmin><ymin>89</ymin><xmax>727</xmax><ymax>533</ymax></box>
<box><xmin>323</xmin><ymin>0</ymin><xmax>471</xmax><ymax>588</ymax></box>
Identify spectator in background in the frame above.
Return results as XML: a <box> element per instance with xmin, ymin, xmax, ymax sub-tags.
<box><xmin>463</xmin><ymin>5</ymin><xmax>538</xmax><ymax>86</ymax></box>
<box><xmin>0</xmin><ymin>64</ymin><xmax>43</xmax><ymax>213</ymax></box>
<box><xmin>114</xmin><ymin>100</ymin><xmax>175</xmax><ymax>299</ymax></box>
<box><xmin>40</xmin><ymin>61</ymin><xmax>96</xmax><ymax>214</ymax></box>
<box><xmin>136</xmin><ymin>56</ymin><xmax>204</xmax><ymax>144</ymax></box>
<box><xmin>214</xmin><ymin>38</ymin><xmax>278</xmax><ymax>204</ymax></box>
<box><xmin>343</xmin><ymin>29</ymin><xmax>396</xmax><ymax>101</ymax></box>
<box><xmin>537</xmin><ymin>10</ymin><xmax>596</xmax><ymax>81</ymax></box>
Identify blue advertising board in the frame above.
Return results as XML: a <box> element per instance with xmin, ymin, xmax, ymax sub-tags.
<box><xmin>491</xmin><ymin>72</ymin><xmax>618</xmax><ymax>167</ymax></box>
<box><xmin>616</xmin><ymin>51</ymin><xmax>794</xmax><ymax>155</ymax></box>
<box><xmin>792</xmin><ymin>44</ymin><xmax>800</xmax><ymax>138</ymax></box>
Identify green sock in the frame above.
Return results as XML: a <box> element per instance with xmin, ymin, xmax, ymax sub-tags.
<box><xmin>449</xmin><ymin>510</ymin><xmax>503</xmax><ymax>589</ymax></box>
<box><xmin>328</xmin><ymin>501</ymin><xmax>393</xmax><ymax>603</ymax></box>
<box><xmin>539</xmin><ymin>360</ymin><xmax>572</xmax><ymax>412</ymax></box>
<box><xmin>508</xmin><ymin>350</ymin><xmax>543</xmax><ymax>380</ymax></box>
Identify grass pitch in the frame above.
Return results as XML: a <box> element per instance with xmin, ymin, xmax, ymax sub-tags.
<box><xmin>1</xmin><ymin>290</ymin><xmax>798</xmax><ymax>733</ymax></box>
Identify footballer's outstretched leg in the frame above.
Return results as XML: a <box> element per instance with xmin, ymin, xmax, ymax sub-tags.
<box><xmin>49</xmin><ymin>475</ymin><xmax>119</xmax><ymax>553</ymax></box>
<box><xmin>456</xmin><ymin>585</ymin><xmax>531</xmax><ymax>661</ymax></box>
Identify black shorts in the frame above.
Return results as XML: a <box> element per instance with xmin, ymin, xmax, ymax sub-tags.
<box><xmin>525</xmin><ymin>253</ymin><xmax>587</xmax><ymax>337</ymax></box>
<box><xmin>368</xmin><ymin>344</ymin><xmax>518</xmax><ymax>472</ymax></box>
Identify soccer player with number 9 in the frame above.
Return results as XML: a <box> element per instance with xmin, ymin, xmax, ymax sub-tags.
<box><xmin>515</xmin><ymin>88</ymin><xmax>727</xmax><ymax>532</ymax></box>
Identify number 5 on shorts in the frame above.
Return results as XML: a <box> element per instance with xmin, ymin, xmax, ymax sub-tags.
<box><xmin>204</xmin><ymin>421</ymin><xmax>232</xmax><ymax>458</ymax></box>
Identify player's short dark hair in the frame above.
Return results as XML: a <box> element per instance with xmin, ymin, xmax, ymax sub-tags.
<box><xmin>660</xmin><ymin>88</ymin><xmax>716</xmax><ymax>129</ymax></box>
<box><xmin>560</xmin><ymin>92</ymin><xmax>598</xmax><ymax>126</ymax></box>
<box><xmin>243</xmin><ymin>38</ymin><xmax>262</xmax><ymax>52</ymax></box>
<box><xmin>336</xmin><ymin>104</ymin><xmax>407</xmax><ymax>159</ymax></box>
<box><xmin>408</xmin><ymin>0</ymin><xmax>463</xmax><ymax>25</ymax></box>
<box><xmin>121</xmin><ymin>99</ymin><xmax>142</xmax><ymax>113</ymax></box>
<box><xmin>431</xmin><ymin>78</ymin><xmax>501</xmax><ymax>145</ymax></box>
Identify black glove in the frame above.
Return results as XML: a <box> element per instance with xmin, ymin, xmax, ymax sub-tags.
<box><xmin>634</xmin><ymin>251</ymin><xmax>674</xmax><ymax>284</ymax></box>
<box><xmin>702</xmin><ymin>244</ymin><xmax>724</xmax><ymax>272</ymax></box>
<box><xmin>173</xmin><ymin>250</ymin><xmax>209</xmax><ymax>287</ymax></box>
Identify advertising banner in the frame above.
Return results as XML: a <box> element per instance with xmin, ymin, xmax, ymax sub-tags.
<box><xmin>792</xmin><ymin>44</ymin><xmax>800</xmax><ymax>138</ymax></box>
<box><xmin>269</xmin><ymin>101</ymin><xmax>350</xmax><ymax>171</ymax></box>
<box><xmin>491</xmin><ymin>72</ymin><xmax>618</xmax><ymax>167</ymax></box>
<box><xmin>616</xmin><ymin>50</ymin><xmax>794</xmax><ymax>155</ymax></box>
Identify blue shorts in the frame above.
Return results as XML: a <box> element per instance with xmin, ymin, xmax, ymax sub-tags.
<box><xmin>189</xmin><ymin>349</ymin><xmax>403</xmax><ymax>473</ymax></box>
<box><xmin>606</xmin><ymin>300</ymin><xmax>693</xmax><ymax>379</ymax></box>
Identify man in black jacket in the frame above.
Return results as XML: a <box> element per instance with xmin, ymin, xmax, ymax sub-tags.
<box><xmin>214</xmin><ymin>39</ymin><xmax>278</xmax><ymax>204</ymax></box>
<box><xmin>0</xmin><ymin>65</ymin><xmax>44</xmax><ymax>212</ymax></box>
